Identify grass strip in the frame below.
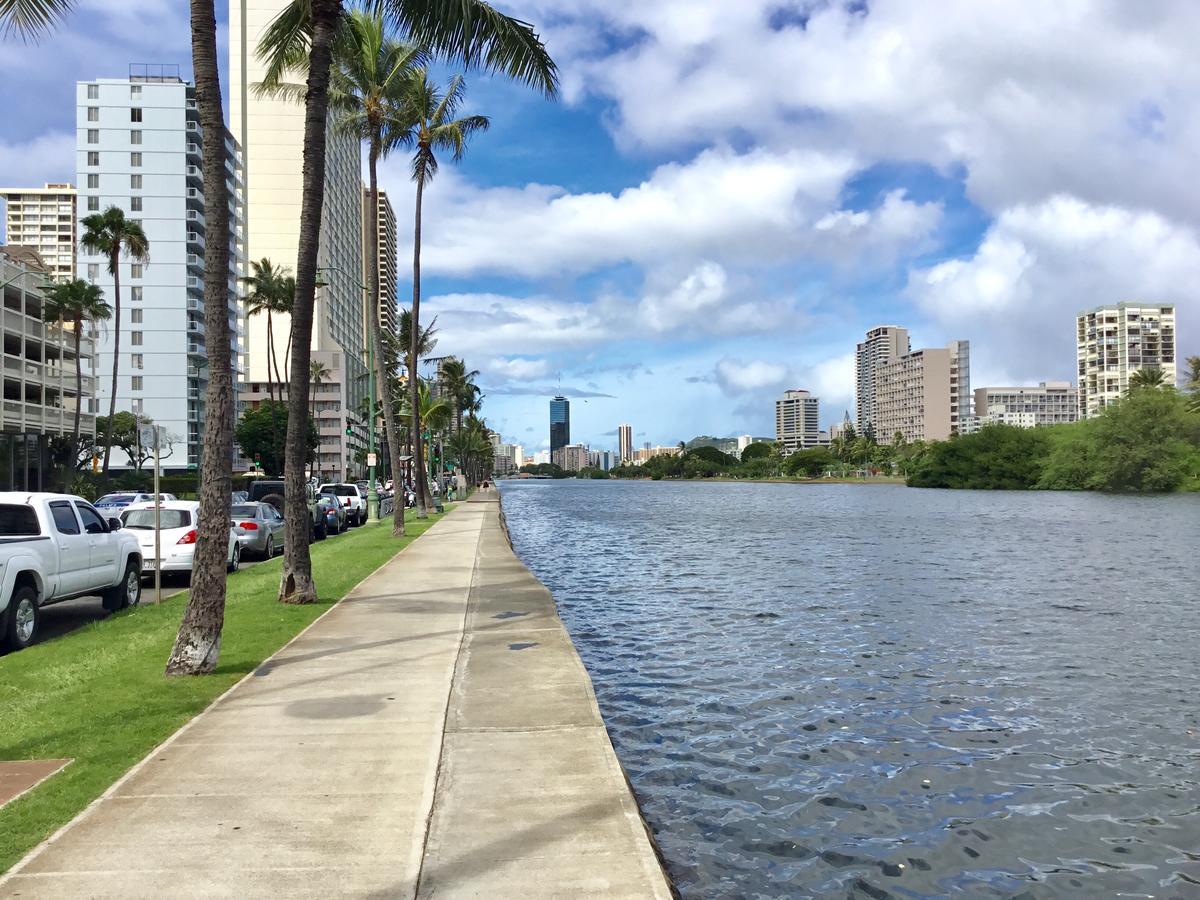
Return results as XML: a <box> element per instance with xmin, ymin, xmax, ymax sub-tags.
<box><xmin>0</xmin><ymin>507</ymin><xmax>452</xmax><ymax>873</ymax></box>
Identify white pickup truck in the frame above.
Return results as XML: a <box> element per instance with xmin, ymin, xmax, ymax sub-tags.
<box><xmin>0</xmin><ymin>492</ymin><xmax>143</xmax><ymax>652</ymax></box>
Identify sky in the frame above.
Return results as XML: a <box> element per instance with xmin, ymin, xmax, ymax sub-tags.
<box><xmin>2</xmin><ymin>0</ymin><xmax>1199</xmax><ymax>454</ymax></box>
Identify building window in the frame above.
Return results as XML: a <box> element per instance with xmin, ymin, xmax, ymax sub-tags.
<box><xmin>130</xmin><ymin>108</ymin><xmax>142</xmax><ymax>122</ymax></box>
<box><xmin>132</xmin><ymin>399</ymin><xmax>143</xmax><ymax>413</ymax></box>
<box><xmin>86</xmin><ymin>174</ymin><xmax>98</xmax><ymax>189</ymax></box>
<box><xmin>87</xmin><ymin>151</ymin><xmax>99</xmax><ymax>166</ymax></box>
<box><xmin>86</xmin><ymin>107</ymin><xmax>98</xmax><ymax>122</ymax></box>
<box><xmin>87</xmin><ymin>196</ymin><xmax>99</xmax><ymax>211</ymax></box>
<box><xmin>87</xmin><ymin>84</ymin><xmax>99</xmax><ymax>99</ymax></box>
<box><xmin>131</xmin><ymin>353</ymin><xmax>143</xmax><ymax>370</ymax></box>
<box><xmin>130</xmin><ymin>174</ymin><xmax>142</xmax><ymax>189</ymax></box>
<box><xmin>131</xmin><ymin>84</ymin><xmax>141</xmax><ymax>96</ymax></box>
<box><xmin>130</xmin><ymin>130</ymin><xmax>142</xmax><ymax>145</ymax></box>
<box><xmin>131</xmin><ymin>376</ymin><xmax>143</xmax><ymax>391</ymax></box>
<box><xmin>131</xmin><ymin>152</ymin><xmax>142</xmax><ymax>167</ymax></box>
<box><xmin>131</xmin><ymin>331</ymin><xmax>143</xmax><ymax>346</ymax></box>
<box><xmin>88</xmin><ymin>264</ymin><xmax>99</xmax><ymax>280</ymax></box>
<box><xmin>131</xmin><ymin>287</ymin><xmax>143</xmax><ymax>302</ymax></box>
<box><xmin>130</xmin><ymin>196</ymin><xmax>142</xmax><ymax>211</ymax></box>
<box><xmin>86</xmin><ymin>129</ymin><xmax>99</xmax><ymax>144</ymax></box>
<box><xmin>130</xmin><ymin>263</ymin><xmax>143</xmax><ymax>279</ymax></box>
<box><xmin>131</xmin><ymin>308</ymin><xmax>143</xmax><ymax>324</ymax></box>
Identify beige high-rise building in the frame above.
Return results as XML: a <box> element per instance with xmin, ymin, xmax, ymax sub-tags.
<box><xmin>875</xmin><ymin>340</ymin><xmax>971</xmax><ymax>443</ymax></box>
<box><xmin>855</xmin><ymin>325</ymin><xmax>910</xmax><ymax>436</ymax></box>
<box><xmin>0</xmin><ymin>183</ymin><xmax>77</xmax><ymax>282</ymax></box>
<box><xmin>1076</xmin><ymin>302</ymin><xmax>1176</xmax><ymax>418</ymax></box>
<box><xmin>617</xmin><ymin>423</ymin><xmax>633</xmax><ymax>462</ymax></box>
<box><xmin>363</xmin><ymin>187</ymin><xmax>398</xmax><ymax>337</ymax></box>
<box><xmin>775</xmin><ymin>389</ymin><xmax>823</xmax><ymax>455</ymax></box>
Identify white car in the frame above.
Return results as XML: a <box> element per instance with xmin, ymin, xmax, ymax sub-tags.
<box><xmin>120</xmin><ymin>501</ymin><xmax>243</xmax><ymax>576</ymax></box>
<box><xmin>317</xmin><ymin>483</ymin><xmax>368</xmax><ymax>527</ymax></box>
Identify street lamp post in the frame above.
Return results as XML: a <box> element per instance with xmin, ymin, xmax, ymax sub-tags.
<box><xmin>317</xmin><ymin>265</ymin><xmax>379</xmax><ymax>521</ymax></box>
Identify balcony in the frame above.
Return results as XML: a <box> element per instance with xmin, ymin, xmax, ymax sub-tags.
<box><xmin>186</xmin><ymin>275</ymin><xmax>203</xmax><ymax>291</ymax></box>
<box><xmin>187</xmin><ymin>297</ymin><xmax>204</xmax><ymax>312</ymax></box>
<box><xmin>186</xmin><ymin>231</ymin><xmax>205</xmax><ymax>250</ymax></box>
<box><xmin>186</xmin><ymin>142</ymin><xmax>201</xmax><ymax>157</ymax></box>
<box><xmin>186</xmin><ymin>164</ymin><xmax>202</xmax><ymax>181</ymax></box>
<box><xmin>187</xmin><ymin>343</ymin><xmax>204</xmax><ymax>355</ymax></box>
<box><xmin>186</xmin><ymin>253</ymin><xmax>203</xmax><ymax>269</ymax></box>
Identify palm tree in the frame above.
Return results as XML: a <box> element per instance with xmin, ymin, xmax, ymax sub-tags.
<box><xmin>256</xmin><ymin>0</ymin><xmax>556</xmax><ymax>603</ymax></box>
<box><xmin>1185</xmin><ymin>355</ymin><xmax>1200</xmax><ymax>413</ymax></box>
<box><xmin>0</xmin><ymin>0</ymin><xmax>73</xmax><ymax>37</ymax></box>
<box><xmin>80</xmin><ymin>206</ymin><xmax>149</xmax><ymax>475</ymax></box>
<box><xmin>1128</xmin><ymin>367</ymin><xmax>1168</xmax><ymax>392</ymax></box>
<box><xmin>41</xmin><ymin>279</ymin><xmax>110</xmax><ymax>452</ymax></box>
<box><xmin>242</xmin><ymin>259</ymin><xmax>295</xmax><ymax>403</ymax></box>
<box><xmin>167</xmin><ymin>0</ymin><xmax>237</xmax><ymax>675</ymax></box>
<box><xmin>309</xmin><ymin>358</ymin><xmax>330</xmax><ymax>419</ymax></box>
<box><xmin>400</xmin><ymin>71</ymin><xmax>489</xmax><ymax>516</ymax></box>
<box><xmin>439</xmin><ymin>356</ymin><xmax>480</xmax><ymax>431</ymax></box>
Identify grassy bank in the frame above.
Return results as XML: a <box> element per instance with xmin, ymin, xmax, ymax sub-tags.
<box><xmin>0</xmin><ymin>507</ymin><xmax>452</xmax><ymax>873</ymax></box>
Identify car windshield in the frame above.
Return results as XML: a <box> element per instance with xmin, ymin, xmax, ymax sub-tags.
<box><xmin>231</xmin><ymin>505</ymin><xmax>259</xmax><ymax>518</ymax></box>
<box><xmin>325</xmin><ymin>486</ymin><xmax>356</xmax><ymax>496</ymax></box>
<box><xmin>121</xmin><ymin>509</ymin><xmax>191</xmax><ymax>530</ymax></box>
<box><xmin>97</xmin><ymin>494</ymin><xmax>136</xmax><ymax>505</ymax></box>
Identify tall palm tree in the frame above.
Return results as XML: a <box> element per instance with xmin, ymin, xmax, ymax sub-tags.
<box><xmin>167</xmin><ymin>0</ymin><xmax>236</xmax><ymax>675</ymax></box>
<box><xmin>309</xmin><ymin>358</ymin><xmax>330</xmax><ymax>419</ymax></box>
<box><xmin>80</xmin><ymin>206</ymin><xmax>149</xmax><ymax>475</ymax></box>
<box><xmin>400</xmin><ymin>71</ymin><xmax>488</xmax><ymax>516</ymax></box>
<box><xmin>242</xmin><ymin>258</ymin><xmax>294</xmax><ymax>403</ymax></box>
<box><xmin>438</xmin><ymin>356</ymin><xmax>480</xmax><ymax>431</ymax></box>
<box><xmin>256</xmin><ymin>0</ymin><xmax>556</xmax><ymax>603</ymax></box>
<box><xmin>1128</xmin><ymin>367</ymin><xmax>1168</xmax><ymax>392</ymax></box>
<box><xmin>41</xmin><ymin>279</ymin><xmax>110</xmax><ymax>452</ymax></box>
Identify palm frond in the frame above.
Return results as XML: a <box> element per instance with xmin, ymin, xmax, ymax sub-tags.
<box><xmin>0</xmin><ymin>0</ymin><xmax>74</xmax><ymax>40</ymax></box>
<box><xmin>255</xmin><ymin>0</ymin><xmax>313</xmax><ymax>91</ymax></box>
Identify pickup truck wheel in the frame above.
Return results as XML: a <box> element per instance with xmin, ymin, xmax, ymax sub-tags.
<box><xmin>103</xmin><ymin>562</ymin><xmax>142</xmax><ymax>612</ymax></box>
<box><xmin>2</xmin><ymin>586</ymin><xmax>40</xmax><ymax>652</ymax></box>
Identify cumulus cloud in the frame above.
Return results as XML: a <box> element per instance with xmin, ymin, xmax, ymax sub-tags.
<box><xmin>907</xmin><ymin>194</ymin><xmax>1200</xmax><ymax>384</ymax></box>
<box><xmin>714</xmin><ymin>358</ymin><xmax>791</xmax><ymax>395</ymax></box>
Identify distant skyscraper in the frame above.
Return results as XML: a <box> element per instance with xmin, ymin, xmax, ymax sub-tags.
<box><xmin>363</xmin><ymin>187</ymin><xmax>398</xmax><ymax>337</ymax></box>
<box><xmin>618</xmin><ymin>423</ymin><xmax>633</xmax><ymax>462</ymax></box>
<box><xmin>775</xmin><ymin>389</ymin><xmax>823</xmax><ymax>454</ymax></box>
<box><xmin>855</xmin><ymin>325</ymin><xmax>910</xmax><ymax>436</ymax></box>
<box><xmin>874</xmin><ymin>340</ymin><xmax>971</xmax><ymax>443</ymax></box>
<box><xmin>1076</xmin><ymin>302</ymin><xmax>1176</xmax><ymax>418</ymax></box>
<box><xmin>0</xmin><ymin>183</ymin><xmax>77</xmax><ymax>282</ymax></box>
<box><xmin>550</xmin><ymin>396</ymin><xmax>570</xmax><ymax>457</ymax></box>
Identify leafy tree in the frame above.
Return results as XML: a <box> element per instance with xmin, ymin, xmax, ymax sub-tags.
<box><xmin>739</xmin><ymin>441</ymin><xmax>774</xmax><ymax>461</ymax></box>
<box><xmin>907</xmin><ymin>425</ymin><xmax>1050</xmax><ymax>489</ymax></box>
<box><xmin>687</xmin><ymin>445</ymin><xmax>737</xmax><ymax>466</ymax></box>
<box><xmin>42</xmin><ymin>278</ymin><xmax>111</xmax><ymax>453</ymax></box>
<box><xmin>783</xmin><ymin>446</ymin><xmax>834</xmax><ymax>479</ymax></box>
<box><xmin>1184</xmin><ymin>355</ymin><xmax>1200</xmax><ymax>413</ymax></box>
<box><xmin>1079</xmin><ymin>388</ymin><xmax>1200</xmax><ymax>492</ymax></box>
<box><xmin>577</xmin><ymin>466</ymin><xmax>608</xmax><ymax>480</ymax></box>
<box><xmin>80</xmin><ymin>206</ymin><xmax>149</xmax><ymax>474</ymax></box>
<box><xmin>94</xmin><ymin>412</ymin><xmax>178</xmax><ymax>472</ymax></box>
<box><xmin>235</xmin><ymin>401</ymin><xmax>318</xmax><ymax>476</ymax></box>
<box><xmin>256</xmin><ymin>0</ymin><xmax>555</xmax><ymax>604</ymax></box>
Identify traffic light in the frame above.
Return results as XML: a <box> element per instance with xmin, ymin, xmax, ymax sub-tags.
<box><xmin>345</xmin><ymin>423</ymin><xmax>353</xmax><ymax>437</ymax></box>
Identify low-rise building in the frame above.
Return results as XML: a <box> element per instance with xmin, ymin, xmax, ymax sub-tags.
<box><xmin>630</xmin><ymin>445</ymin><xmax>681</xmax><ymax>465</ymax></box>
<box><xmin>964</xmin><ymin>382</ymin><xmax>1079</xmax><ymax>432</ymax></box>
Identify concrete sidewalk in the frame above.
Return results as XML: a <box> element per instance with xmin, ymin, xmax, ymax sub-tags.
<box><xmin>1</xmin><ymin>493</ymin><xmax>672</xmax><ymax>899</ymax></box>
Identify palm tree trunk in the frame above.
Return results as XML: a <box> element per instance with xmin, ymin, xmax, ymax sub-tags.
<box><xmin>410</xmin><ymin>172</ymin><xmax>430</xmax><ymax>518</ymax></box>
<box><xmin>72</xmin><ymin>314</ymin><xmax>83</xmax><ymax>449</ymax></box>
<box><xmin>166</xmin><ymin>0</ymin><xmax>234</xmax><ymax>675</ymax></box>
<box><xmin>265</xmin><ymin>312</ymin><xmax>275</xmax><ymax>404</ymax></box>
<box><xmin>102</xmin><ymin>246</ymin><xmax>121</xmax><ymax>474</ymax></box>
<box><xmin>279</xmin><ymin>0</ymin><xmax>340</xmax><ymax>604</ymax></box>
<box><xmin>367</xmin><ymin>140</ymin><xmax>406</xmax><ymax>535</ymax></box>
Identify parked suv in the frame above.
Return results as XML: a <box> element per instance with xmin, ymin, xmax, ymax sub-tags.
<box><xmin>0</xmin><ymin>493</ymin><xmax>143</xmax><ymax>652</ymax></box>
<box><xmin>318</xmin><ymin>483</ymin><xmax>368</xmax><ymax>527</ymax></box>
<box><xmin>247</xmin><ymin>480</ymin><xmax>325</xmax><ymax>540</ymax></box>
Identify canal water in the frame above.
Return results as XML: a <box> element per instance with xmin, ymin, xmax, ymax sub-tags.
<box><xmin>497</xmin><ymin>480</ymin><xmax>1200</xmax><ymax>899</ymax></box>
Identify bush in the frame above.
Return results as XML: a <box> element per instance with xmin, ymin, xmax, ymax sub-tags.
<box><xmin>740</xmin><ymin>442</ymin><xmax>774</xmax><ymax>461</ymax></box>
<box><xmin>783</xmin><ymin>447</ymin><xmax>834</xmax><ymax>479</ymax></box>
<box><xmin>908</xmin><ymin>425</ymin><xmax>1049</xmax><ymax>489</ymax></box>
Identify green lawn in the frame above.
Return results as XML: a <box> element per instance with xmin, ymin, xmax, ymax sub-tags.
<box><xmin>0</xmin><ymin>507</ymin><xmax>452</xmax><ymax>873</ymax></box>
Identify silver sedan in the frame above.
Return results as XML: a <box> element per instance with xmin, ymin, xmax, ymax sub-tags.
<box><xmin>230</xmin><ymin>501</ymin><xmax>286</xmax><ymax>559</ymax></box>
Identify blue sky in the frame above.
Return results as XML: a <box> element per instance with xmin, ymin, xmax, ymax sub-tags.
<box><xmin>3</xmin><ymin>0</ymin><xmax>1198</xmax><ymax>454</ymax></box>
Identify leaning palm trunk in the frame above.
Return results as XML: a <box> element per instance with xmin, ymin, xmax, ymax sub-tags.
<box><xmin>102</xmin><ymin>246</ymin><xmax>120</xmax><ymax>474</ymax></box>
<box><xmin>279</xmin><ymin>0</ymin><xmax>341</xmax><ymax>604</ymax></box>
<box><xmin>409</xmin><ymin>173</ymin><xmax>430</xmax><ymax>517</ymax></box>
<box><xmin>167</xmin><ymin>0</ymin><xmax>234</xmax><ymax>675</ymax></box>
<box><xmin>368</xmin><ymin>140</ymin><xmax>406</xmax><ymax>534</ymax></box>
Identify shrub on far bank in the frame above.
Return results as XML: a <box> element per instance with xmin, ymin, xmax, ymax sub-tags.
<box><xmin>907</xmin><ymin>425</ymin><xmax>1049</xmax><ymax>489</ymax></box>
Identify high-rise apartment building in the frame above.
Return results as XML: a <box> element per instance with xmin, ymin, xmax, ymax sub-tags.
<box><xmin>617</xmin><ymin>422</ymin><xmax>633</xmax><ymax>462</ymax></box>
<box><xmin>363</xmin><ymin>187</ymin><xmax>398</xmax><ymax>337</ymax></box>
<box><xmin>775</xmin><ymin>389</ymin><xmax>823</xmax><ymax>454</ymax></box>
<box><xmin>231</xmin><ymin>1</ymin><xmax>367</xmax><ymax>471</ymax></box>
<box><xmin>875</xmin><ymin>340</ymin><xmax>970</xmax><ymax>443</ymax></box>
<box><xmin>553</xmin><ymin>443</ymin><xmax>589</xmax><ymax>472</ymax></box>
<box><xmin>855</xmin><ymin>325</ymin><xmax>910</xmax><ymax>436</ymax></box>
<box><xmin>0</xmin><ymin>183</ymin><xmax>77</xmax><ymax>282</ymax></box>
<box><xmin>1076</xmin><ymin>302</ymin><xmax>1176</xmax><ymax>418</ymax></box>
<box><xmin>967</xmin><ymin>382</ymin><xmax>1079</xmax><ymax>431</ymax></box>
<box><xmin>550</xmin><ymin>396</ymin><xmax>569</xmax><ymax>457</ymax></box>
<box><xmin>76</xmin><ymin>70</ymin><xmax>246</xmax><ymax>469</ymax></box>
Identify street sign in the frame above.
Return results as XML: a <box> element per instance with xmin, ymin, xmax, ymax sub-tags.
<box><xmin>366</xmin><ymin>452</ymin><xmax>378</xmax><ymax>467</ymax></box>
<box><xmin>138</xmin><ymin>423</ymin><xmax>157</xmax><ymax>449</ymax></box>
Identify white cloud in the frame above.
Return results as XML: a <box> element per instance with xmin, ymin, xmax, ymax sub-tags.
<box><xmin>714</xmin><ymin>358</ymin><xmax>790</xmax><ymax>395</ymax></box>
<box><xmin>482</xmin><ymin>357</ymin><xmax>554</xmax><ymax>381</ymax></box>
<box><xmin>907</xmin><ymin>194</ymin><xmax>1200</xmax><ymax>384</ymax></box>
<box><xmin>0</xmin><ymin>133</ymin><xmax>75</xmax><ymax>202</ymax></box>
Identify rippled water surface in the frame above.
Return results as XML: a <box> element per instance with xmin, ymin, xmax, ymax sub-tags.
<box><xmin>497</xmin><ymin>480</ymin><xmax>1200</xmax><ymax>899</ymax></box>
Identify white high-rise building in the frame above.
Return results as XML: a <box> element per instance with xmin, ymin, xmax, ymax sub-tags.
<box><xmin>76</xmin><ymin>69</ymin><xmax>246</xmax><ymax>469</ymax></box>
<box><xmin>0</xmin><ymin>183</ymin><xmax>78</xmax><ymax>282</ymax></box>
<box><xmin>775</xmin><ymin>389</ymin><xmax>824</xmax><ymax>455</ymax></box>
<box><xmin>230</xmin><ymin>1</ymin><xmax>368</xmax><ymax>460</ymax></box>
<box><xmin>855</xmin><ymin>325</ymin><xmax>910</xmax><ymax>437</ymax></box>
<box><xmin>1076</xmin><ymin>302</ymin><xmax>1177</xmax><ymax>418</ymax></box>
<box><xmin>617</xmin><ymin>423</ymin><xmax>633</xmax><ymax>462</ymax></box>
<box><xmin>364</xmin><ymin>187</ymin><xmax>398</xmax><ymax>337</ymax></box>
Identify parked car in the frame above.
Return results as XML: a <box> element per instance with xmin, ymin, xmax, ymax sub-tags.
<box><xmin>247</xmin><ymin>479</ymin><xmax>325</xmax><ymax>541</ymax></box>
<box><xmin>121</xmin><ymin>501</ymin><xmax>244</xmax><ymax>577</ymax></box>
<box><xmin>318</xmin><ymin>483</ymin><xmax>368</xmax><ymax>527</ymax></box>
<box><xmin>0</xmin><ymin>493</ymin><xmax>143</xmax><ymax>652</ymax></box>
<box><xmin>95</xmin><ymin>492</ymin><xmax>177</xmax><ymax>513</ymax></box>
<box><xmin>229</xmin><ymin>501</ymin><xmax>287</xmax><ymax>559</ymax></box>
<box><xmin>316</xmin><ymin>493</ymin><xmax>347</xmax><ymax>535</ymax></box>
<box><xmin>231</xmin><ymin>491</ymin><xmax>249</xmax><ymax>503</ymax></box>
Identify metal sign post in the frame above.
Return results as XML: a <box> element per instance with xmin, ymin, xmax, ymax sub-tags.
<box><xmin>140</xmin><ymin>423</ymin><xmax>162</xmax><ymax>605</ymax></box>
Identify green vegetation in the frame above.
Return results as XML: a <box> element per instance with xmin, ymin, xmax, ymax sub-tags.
<box><xmin>235</xmin><ymin>400</ymin><xmax>319</xmax><ymax>476</ymax></box>
<box><xmin>909</xmin><ymin>387</ymin><xmax>1200</xmax><ymax>492</ymax></box>
<box><xmin>519</xmin><ymin>463</ymin><xmax>571</xmax><ymax>478</ymax></box>
<box><xmin>0</xmin><ymin>509</ymin><xmax>451</xmax><ymax>872</ymax></box>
